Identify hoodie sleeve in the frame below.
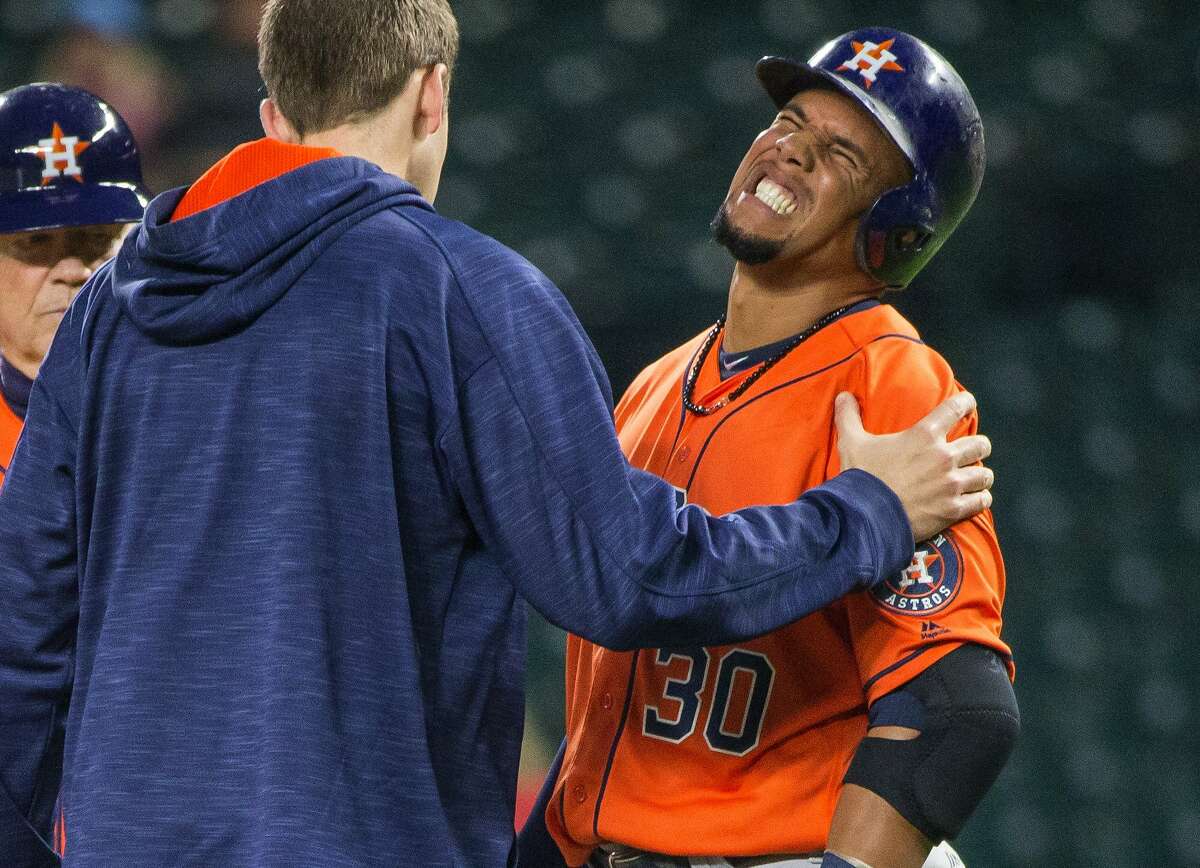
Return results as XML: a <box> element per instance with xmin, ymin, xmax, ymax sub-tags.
<box><xmin>440</xmin><ymin>256</ymin><xmax>914</xmax><ymax>651</ymax></box>
<box><xmin>0</xmin><ymin>375</ymin><xmax>77</xmax><ymax>866</ymax></box>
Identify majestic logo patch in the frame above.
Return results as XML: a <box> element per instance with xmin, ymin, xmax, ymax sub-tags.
<box><xmin>873</xmin><ymin>532</ymin><xmax>962</xmax><ymax>616</ymax></box>
<box><xmin>19</xmin><ymin>122</ymin><xmax>90</xmax><ymax>185</ymax></box>
<box><xmin>837</xmin><ymin>39</ymin><xmax>905</xmax><ymax>89</ymax></box>
<box><xmin>920</xmin><ymin>620</ymin><xmax>950</xmax><ymax>641</ymax></box>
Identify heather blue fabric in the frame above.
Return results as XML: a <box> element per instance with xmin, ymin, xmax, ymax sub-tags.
<box><xmin>0</xmin><ymin>156</ymin><xmax>912</xmax><ymax>867</ymax></box>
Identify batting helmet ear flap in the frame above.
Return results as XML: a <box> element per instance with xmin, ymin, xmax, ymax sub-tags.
<box><xmin>856</xmin><ymin>182</ymin><xmax>938</xmax><ymax>289</ymax></box>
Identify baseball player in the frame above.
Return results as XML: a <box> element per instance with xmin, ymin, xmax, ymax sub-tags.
<box><xmin>0</xmin><ymin>3</ymin><xmax>996</xmax><ymax>863</ymax></box>
<box><xmin>520</xmin><ymin>30</ymin><xmax>1018</xmax><ymax>868</ymax></box>
<box><xmin>0</xmin><ymin>83</ymin><xmax>148</xmax><ymax>485</ymax></box>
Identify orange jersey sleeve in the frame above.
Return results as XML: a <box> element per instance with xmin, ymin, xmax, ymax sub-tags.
<box><xmin>836</xmin><ymin>336</ymin><xmax>1012</xmax><ymax>704</ymax></box>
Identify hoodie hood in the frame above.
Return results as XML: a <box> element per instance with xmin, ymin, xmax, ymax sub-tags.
<box><xmin>112</xmin><ymin>155</ymin><xmax>432</xmax><ymax>344</ymax></box>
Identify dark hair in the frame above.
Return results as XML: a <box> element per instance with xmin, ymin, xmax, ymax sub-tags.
<box><xmin>258</xmin><ymin>0</ymin><xmax>459</xmax><ymax>136</ymax></box>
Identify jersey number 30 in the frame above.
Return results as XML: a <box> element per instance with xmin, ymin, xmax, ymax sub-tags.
<box><xmin>641</xmin><ymin>648</ymin><xmax>775</xmax><ymax>756</ymax></box>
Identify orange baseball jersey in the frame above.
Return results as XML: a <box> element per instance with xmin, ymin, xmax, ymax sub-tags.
<box><xmin>546</xmin><ymin>302</ymin><xmax>1012</xmax><ymax>864</ymax></box>
<box><xmin>0</xmin><ymin>393</ymin><xmax>22</xmax><ymax>487</ymax></box>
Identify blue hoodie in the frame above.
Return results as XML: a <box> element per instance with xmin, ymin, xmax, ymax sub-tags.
<box><xmin>0</xmin><ymin>153</ymin><xmax>911</xmax><ymax>867</ymax></box>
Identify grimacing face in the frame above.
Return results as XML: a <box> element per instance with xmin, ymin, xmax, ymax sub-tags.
<box><xmin>713</xmin><ymin>86</ymin><xmax>913</xmax><ymax>268</ymax></box>
<box><xmin>0</xmin><ymin>224</ymin><xmax>125</xmax><ymax>375</ymax></box>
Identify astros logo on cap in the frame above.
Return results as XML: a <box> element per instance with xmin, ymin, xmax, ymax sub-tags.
<box><xmin>836</xmin><ymin>38</ymin><xmax>905</xmax><ymax>89</ymax></box>
<box><xmin>19</xmin><ymin>122</ymin><xmax>91</xmax><ymax>185</ymax></box>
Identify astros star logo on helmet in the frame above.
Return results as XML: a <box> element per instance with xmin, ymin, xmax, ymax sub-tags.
<box><xmin>19</xmin><ymin>122</ymin><xmax>91</xmax><ymax>185</ymax></box>
<box><xmin>837</xmin><ymin>39</ymin><xmax>905</xmax><ymax>88</ymax></box>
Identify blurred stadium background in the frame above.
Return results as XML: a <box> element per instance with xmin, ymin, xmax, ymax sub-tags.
<box><xmin>3</xmin><ymin>0</ymin><xmax>1197</xmax><ymax>865</ymax></box>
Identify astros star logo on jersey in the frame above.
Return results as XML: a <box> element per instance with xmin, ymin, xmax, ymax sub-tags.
<box><xmin>872</xmin><ymin>532</ymin><xmax>963</xmax><ymax>616</ymax></box>
<box><xmin>18</xmin><ymin>122</ymin><xmax>91</xmax><ymax>185</ymax></box>
<box><xmin>837</xmin><ymin>39</ymin><xmax>905</xmax><ymax>89</ymax></box>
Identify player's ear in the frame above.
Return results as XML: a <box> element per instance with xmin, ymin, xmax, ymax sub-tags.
<box><xmin>260</xmin><ymin>99</ymin><xmax>300</xmax><ymax>144</ymax></box>
<box><xmin>414</xmin><ymin>64</ymin><xmax>449</xmax><ymax>141</ymax></box>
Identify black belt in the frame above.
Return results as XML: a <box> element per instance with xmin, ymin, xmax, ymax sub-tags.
<box><xmin>589</xmin><ymin>845</ymin><xmax>823</xmax><ymax>868</ymax></box>
<box><xmin>588</xmin><ymin>846</ymin><xmax>689</xmax><ymax>868</ymax></box>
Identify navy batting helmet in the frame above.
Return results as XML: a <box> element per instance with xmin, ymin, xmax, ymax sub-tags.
<box><xmin>0</xmin><ymin>83</ymin><xmax>149</xmax><ymax>235</ymax></box>
<box><xmin>757</xmin><ymin>28</ymin><xmax>984</xmax><ymax>288</ymax></box>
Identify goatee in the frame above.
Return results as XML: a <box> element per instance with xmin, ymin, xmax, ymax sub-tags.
<box><xmin>710</xmin><ymin>204</ymin><xmax>785</xmax><ymax>265</ymax></box>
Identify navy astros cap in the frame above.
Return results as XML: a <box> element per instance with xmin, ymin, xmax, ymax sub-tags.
<box><xmin>0</xmin><ymin>82</ymin><xmax>150</xmax><ymax>235</ymax></box>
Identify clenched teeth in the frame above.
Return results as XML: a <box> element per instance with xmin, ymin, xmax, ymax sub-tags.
<box><xmin>754</xmin><ymin>178</ymin><xmax>797</xmax><ymax>216</ymax></box>
<box><xmin>756</xmin><ymin>178</ymin><xmax>796</xmax><ymax>215</ymax></box>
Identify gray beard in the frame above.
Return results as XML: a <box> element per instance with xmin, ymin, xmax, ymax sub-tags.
<box><xmin>710</xmin><ymin>203</ymin><xmax>785</xmax><ymax>265</ymax></box>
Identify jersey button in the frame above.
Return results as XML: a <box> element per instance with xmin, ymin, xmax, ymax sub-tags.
<box><xmin>676</xmin><ymin>445</ymin><xmax>691</xmax><ymax>462</ymax></box>
<box><xmin>572</xmin><ymin>783</ymin><xmax>587</xmax><ymax>803</ymax></box>
<box><xmin>601</xmin><ymin>692</ymin><xmax>613</xmax><ymax>710</ymax></box>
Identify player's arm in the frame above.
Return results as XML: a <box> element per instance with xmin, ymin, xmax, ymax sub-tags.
<box><xmin>823</xmin><ymin>645</ymin><xmax>1019</xmax><ymax>868</ymax></box>
<box><xmin>0</xmin><ymin>363</ymin><xmax>80</xmax><ymax>865</ymax></box>
<box><xmin>827</xmin><ymin>340</ymin><xmax>1015</xmax><ymax>866</ymax></box>
<box><xmin>441</xmin><ymin>262</ymin><xmax>989</xmax><ymax>651</ymax></box>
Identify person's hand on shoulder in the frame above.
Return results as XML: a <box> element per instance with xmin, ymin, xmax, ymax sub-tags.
<box><xmin>835</xmin><ymin>391</ymin><xmax>993</xmax><ymax>542</ymax></box>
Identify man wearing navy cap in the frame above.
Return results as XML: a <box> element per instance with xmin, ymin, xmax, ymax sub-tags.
<box><xmin>0</xmin><ymin>83</ymin><xmax>149</xmax><ymax>483</ymax></box>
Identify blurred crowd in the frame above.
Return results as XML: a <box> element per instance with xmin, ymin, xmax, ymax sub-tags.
<box><xmin>0</xmin><ymin>0</ymin><xmax>264</xmax><ymax>193</ymax></box>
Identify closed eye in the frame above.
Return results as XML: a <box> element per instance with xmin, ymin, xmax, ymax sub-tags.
<box><xmin>18</xmin><ymin>234</ymin><xmax>52</xmax><ymax>250</ymax></box>
<box><xmin>777</xmin><ymin>109</ymin><xmax>805</xmax><ymax>129</ymax></box>
<box><xmin>830</xmin><ymin>134</ymin><xmax>868</xmax><ymax>170</ymax></box>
